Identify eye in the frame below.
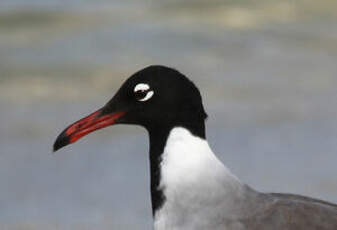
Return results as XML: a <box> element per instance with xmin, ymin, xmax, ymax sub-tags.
<box><xmin>134</xmin><ymin>83</ymin><xmax>154</xmax><ymax>102</ymax></box>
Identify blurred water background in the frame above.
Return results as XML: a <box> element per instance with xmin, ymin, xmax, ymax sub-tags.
<box><xmin>1</xmin><ymin>0</ymin><xmax>337</xmax><ymax>229</ymax></box>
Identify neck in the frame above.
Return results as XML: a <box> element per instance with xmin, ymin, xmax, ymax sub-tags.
<box><xmin>146</xmin><ymin>121</ymin><xmax>206</xmax><ymax>216</ymax></box>
<box><xmin>151</xmin><ymin>126</ymin><xmax>247</xmax><ymax>230</ymax></box>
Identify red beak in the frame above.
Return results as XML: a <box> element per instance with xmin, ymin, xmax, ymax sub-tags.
<box><xmin>53</xmin><ymin>108</ymin><xmax>125</xmax><ymax>152</ymax></box>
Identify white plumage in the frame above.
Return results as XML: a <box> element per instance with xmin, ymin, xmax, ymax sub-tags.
<box><xmin>154</xmin><ymin>127</ymin><xmax>244</xmax><ymax>230</ymax></box>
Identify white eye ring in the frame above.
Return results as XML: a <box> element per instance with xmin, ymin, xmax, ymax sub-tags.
<box><xmin>134</xmin><ymin>83</ymin><xmax>150</xmax><ymax>92</ymax></box>
<box><xmin>139</xmin><ymin>90</ymin><xmax>154</xmax><ymax>101</ymax></box>
<box><xmin>134</xmin><ymin>83</ymin><xmax>154</xmax><ymax>102</ymax></box>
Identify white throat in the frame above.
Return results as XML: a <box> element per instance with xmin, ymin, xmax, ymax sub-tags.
<box><xmin>154</xmin><ymin>127</ymin><xmax>244</xmax><ymax>230</ymax></box>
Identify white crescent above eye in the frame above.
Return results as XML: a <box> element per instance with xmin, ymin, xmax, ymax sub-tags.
<box><xmin>134</xmin><ymin>83</ymin><xmax>154</xmax><ymax>101</ymax></box>
<box><xmin>134</xmin><ymin>83</ymin><xmax>150</xmax><ymax>92</ymax></box>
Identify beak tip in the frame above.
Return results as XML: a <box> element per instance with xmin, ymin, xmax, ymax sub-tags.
<box><xmin>52</xmin><ymin>145</ymin><xmax>59</xmax><ymax>153</ymax></box>
<box><xmin>53</xmin><ymin>131</ymin><xmax>70</xmax><ymax>153</ymax></box>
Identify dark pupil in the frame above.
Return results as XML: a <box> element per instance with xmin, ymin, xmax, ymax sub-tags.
<box><xmin>135</xmin><ymin>90</ymin><xmax>147</xmax><ymax>100</ymax></box>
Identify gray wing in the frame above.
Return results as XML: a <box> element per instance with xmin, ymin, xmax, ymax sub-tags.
<box><xmin>270</xmin><ymin>192</ymin><xmax>337</xmax><ymax>209</ymax></box>
<box><xmin>243</xmin><ymin>192</ymin><xmax>337</xmax><ymax>230</ymax></box>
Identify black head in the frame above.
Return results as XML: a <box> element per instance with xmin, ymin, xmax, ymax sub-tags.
<box><xmin>105</xmin><ymin>65</ymin><xmax>207</xmax><ymax>128</ymax></box>
<box><xmin>53</xmin><ymin>65</ymin><xmax>207</xmax><ymax>151</ymax></box>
